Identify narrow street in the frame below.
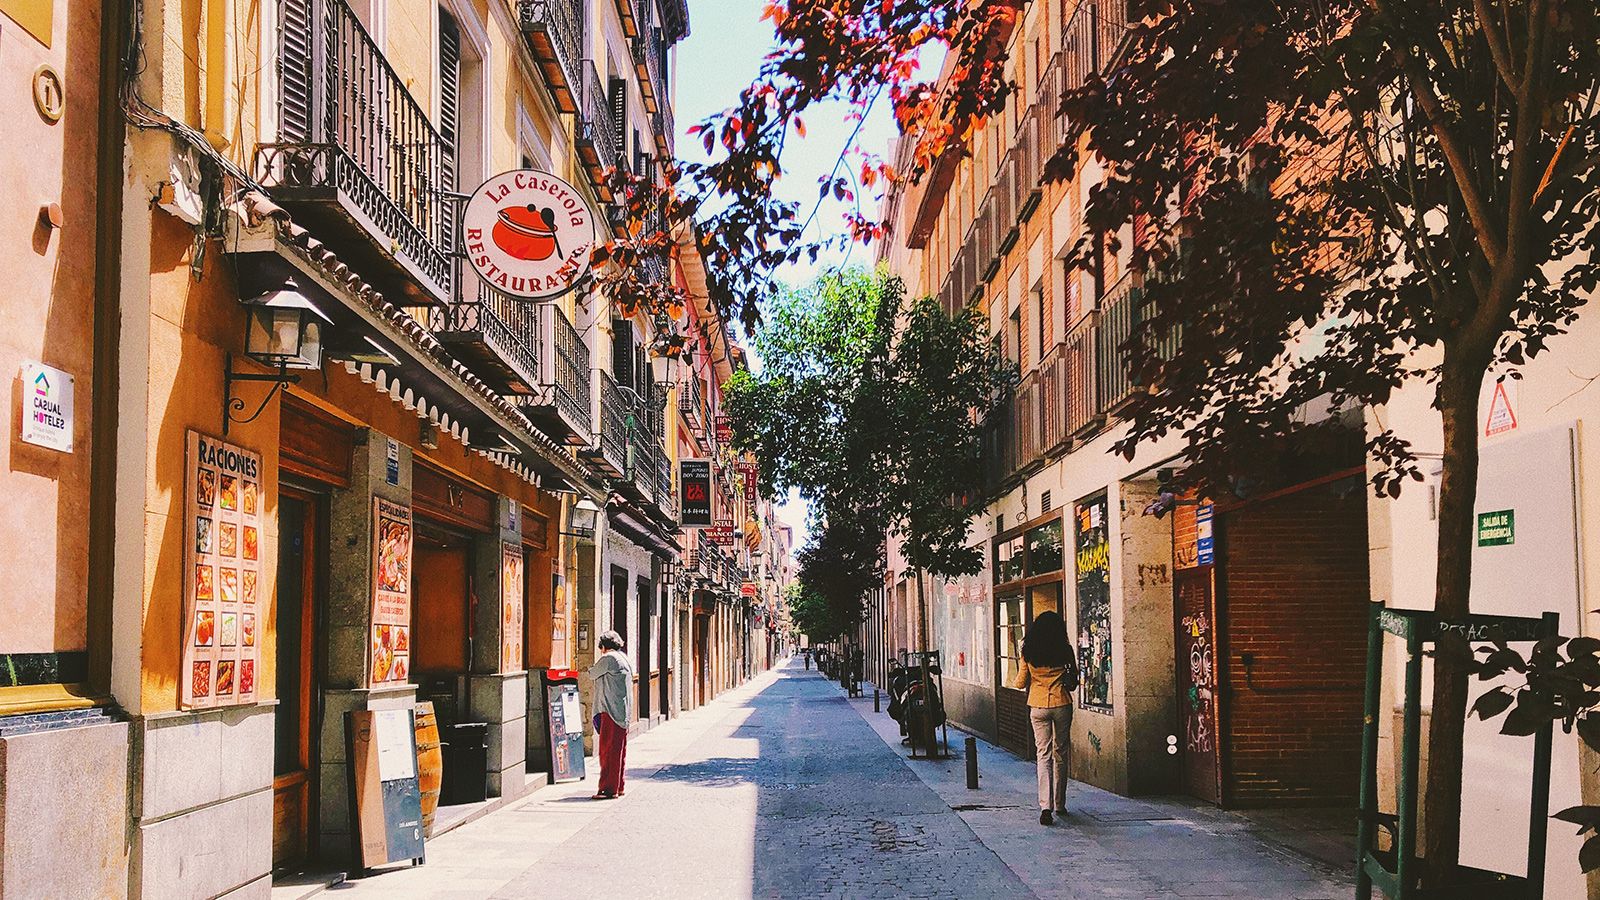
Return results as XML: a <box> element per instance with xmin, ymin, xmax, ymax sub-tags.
<box><xmin>290</xmin><ymin>661</ymin><xmax>1352</xmax><ymax>899</ymax></box>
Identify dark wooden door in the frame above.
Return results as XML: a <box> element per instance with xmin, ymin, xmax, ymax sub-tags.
<box><xmin>1175</xmin><ymin>566</ymin><xmax>1222</xmax><ymax>804</ymax></box>
<box><xmin>273</xmin><ymin>490</ymin><xmax>320</xmax><ymax>868</ymax></box>
<box><xmin>636</xmin><ymin>577</ymin><xmax>653</xmax><ymax>721</ymax></box>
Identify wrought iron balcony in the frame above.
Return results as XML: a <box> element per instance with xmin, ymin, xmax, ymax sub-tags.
<box><xmin>427</xmin><ymin>280</ymin><xmax>593</xmax><ymax>446</ymax></box>
<box><xmin>584</xmin><ymin>371</ymin><xmax>631</xmax><ymax>477</ymax></box>
<box><xmin>1064</xmin><ymin>311</ymin><xmax>1104</xmax><ymax>437</ymax></box>
<box><xmin>631</xmin><ymin>22</ymin><xmax>666</xmax><ymax>115</ymax></box>
<box><xmin>519</xmin><ymin>0</ymin><xmax>584</xmax><ymax>115</ymax></box>
<box><xmin>576</xmin><ymin>60</ymin><xmax>620</xmax><ymax>202</ymax></box>
<box><xmin>257</xmin><ymin>0</ymin><xmax>454</xmax><ymax>305</ymax></box>
<box><xmin>1095</xmin><ymin>272</ymin><xmax>1141</xmax><ymax>413</ymax></box>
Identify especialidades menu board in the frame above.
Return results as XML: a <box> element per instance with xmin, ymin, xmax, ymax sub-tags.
<box><xmin>181</xmin><ymin>431</ymin><xmax>262</xmax><ymax>709</ymax></box>
<box><xmin>370</xmin><ymin>498</ymin><xmax>414</xmax><ymax>686</ymax></box>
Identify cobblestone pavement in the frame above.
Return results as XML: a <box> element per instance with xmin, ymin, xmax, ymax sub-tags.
<box><xmin>303</xmin><ymin>661</ymin><xmax>1352</xmax><ymax>899</ymax></box>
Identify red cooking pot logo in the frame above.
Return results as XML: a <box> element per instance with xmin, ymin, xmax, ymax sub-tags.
<box><xmin>492</xmin><ymin>204</ymin><xmax>562</xmax><ymax>262</ymax></box>
<box><xmin>462</xmin><ymin>169</ymin><xmax>596</xmax><ymax>301</ymax></box>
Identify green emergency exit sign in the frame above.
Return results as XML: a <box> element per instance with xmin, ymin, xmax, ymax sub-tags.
<box><xmin>1477</xmin><ymin>510</ymin><xmax>1515</xmax><ymax>546</ymax></box>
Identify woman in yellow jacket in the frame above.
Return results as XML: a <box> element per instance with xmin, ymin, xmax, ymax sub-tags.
<box><xmin>1011</xmin><ymin>610</ymin><xmax>1079</xmax><ymax>825</ymax></box>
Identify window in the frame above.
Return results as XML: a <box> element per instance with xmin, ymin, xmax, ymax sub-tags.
<box><xmin>1008</xmin><ymin>306</ymin><xmax>1022</xmax><ymax>367</ymax></box>
<box><xmin>1034</xmin><ymin>286</ymin><xmax>1047</xmax><ymax>360</ymax></box>
<box><xmin>997</xmin><ymin>594</ymin><xmax>1025</xmax><ymax>685</ymax></box>
<box><xmin>1026</xmin><ymin>519</ymin><xmax>1064</xmax><ymax>575</ymax></box>
<box><xmin>995</xmin><ymin>535</ymin><xmax>1025</xmax><ymax>584</ymax></box>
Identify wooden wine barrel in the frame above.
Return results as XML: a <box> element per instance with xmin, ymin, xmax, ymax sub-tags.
<box><xmin>414</xmin><ymin>702</ymin><xmax>443</xmax><ymax>835</ymax></box>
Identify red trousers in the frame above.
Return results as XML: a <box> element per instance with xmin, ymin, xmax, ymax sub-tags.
<box><xmin>596</xmin><ymin>712</ymin><xmax>628</xmax><ymax>796</ymax></box>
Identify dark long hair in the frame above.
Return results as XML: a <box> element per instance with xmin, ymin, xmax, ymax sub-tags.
<box><xmin>1022</xmin><ymin>610</ymin><xmax>1072</xmax><ymax>667</ymax></box>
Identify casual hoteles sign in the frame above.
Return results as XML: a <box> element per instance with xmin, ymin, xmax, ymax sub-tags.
<box><xmin>462</xmin><ymin>170</ymin><xmax>596</xmax><ymax>301</ymax></box>
<box><xmin>181</xmin><ymin>431</ymin><xmax>262</xmax><ymax>709</ymax></box>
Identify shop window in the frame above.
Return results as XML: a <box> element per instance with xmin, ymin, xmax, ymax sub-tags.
<box><xmin>994</xmin><ymin>534</ymin><xmax>1025</xmax><ymax>584</ymax></box>
<box><xmin>997</xmin><ymin>594</ymin><xmax>1025</xmax><ymax>685</ymax></box>
<box><xmin>1026</xmin><ymin>519</ymin><xmax>1064</xmax><ymax>575</ymax></box>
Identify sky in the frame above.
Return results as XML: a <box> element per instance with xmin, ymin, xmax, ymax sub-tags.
<box><xmin>673</xmin><ymin>1</ymin><xmax>903</xmax><ymax>553</ymax></box>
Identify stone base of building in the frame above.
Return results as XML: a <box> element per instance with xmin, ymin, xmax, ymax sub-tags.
<box><xmin>0</xmin><ymin>710</ymin><xmax>130</xmax><ymax>900</ymax></box>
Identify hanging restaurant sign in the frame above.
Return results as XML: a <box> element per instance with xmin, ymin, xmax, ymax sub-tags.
<box><xmin>181</xmin><ymin>430</ymin><xmax>262</xmax><ymax>709</ymax></box>
<box><xmin>708</xmin><ymin>522</ymin><xmax>736</xmax><ymax>547</ymax></box>
<box><xmin>462</xmin><ymin>169</ymin><xmax>596</xmax><ymax>301</ymax></box>
<box><xmin>679</xmin><ymin>458</ymin><xmax>713</xmax><ymax>527</ymax></box>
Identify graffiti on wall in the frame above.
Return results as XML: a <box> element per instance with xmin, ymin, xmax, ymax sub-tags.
<box><xmin>1074</xmin><ymin>495</ymin><xmax>1112</xmax><ymax>711</ymax></box>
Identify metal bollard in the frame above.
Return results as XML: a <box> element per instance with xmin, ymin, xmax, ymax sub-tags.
<box><xmin>874</xmin><ymin>688</ymin><xmax>880</xmax><ymax>713</ymax></box>
<box><xmin>965</xmin><ymin>736</ymin><xmax>979</xmax><ymax>789</ymax></box>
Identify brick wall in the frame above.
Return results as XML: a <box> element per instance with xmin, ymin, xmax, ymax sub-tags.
<box><xmin>1219</xmin><ymin>479</ymin><xmax>1369</xmax><ymax>806</ymax></box>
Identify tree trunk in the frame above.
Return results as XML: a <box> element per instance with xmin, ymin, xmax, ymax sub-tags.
<box><xmin>916</xmin><ymin>568</ymin><xmax>929</xmax><ymax>652</ymax></box>
<box><xmin>1420</xmin><ymin>360</ymin><xmax>1485</xmax><ymax>887</ymax></box>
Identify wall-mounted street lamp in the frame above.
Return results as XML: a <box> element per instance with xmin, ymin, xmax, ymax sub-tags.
<box><xmin>224</xmin><ymin>278</ymin><xmax>331</xmax><ymax>435</ymax></box>
<box><xmin>560</xmin><ymin>495</ymin><xmax>603</xmax><ymax>543</ymax></box>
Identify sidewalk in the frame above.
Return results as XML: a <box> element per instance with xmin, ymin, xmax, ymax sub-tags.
<box><xmin>846</xmin><ymin>680</ymin><xmax>1355</xmax><ymax>899</ymax></box>
<box><xmin>271</xmin><ymin>667</ymin><xmax>789</xmax><ymax>900</ymax></box>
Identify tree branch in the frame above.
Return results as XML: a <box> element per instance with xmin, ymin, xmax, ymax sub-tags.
<box><xmin>1370</xmin><ymin>0</ymin><xmax>1506</xmax><ymax>268</ymax></box>
<box><xmin>1471</xmin><ymin>0</ymin><xmax>1519</xmax><ymax>92</ymax></box>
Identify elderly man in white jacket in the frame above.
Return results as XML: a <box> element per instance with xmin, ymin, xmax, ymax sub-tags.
<box><xmin>588</xmin><ymin>630</ymin><xmax>634</xmax><ymax>799</ymax></box>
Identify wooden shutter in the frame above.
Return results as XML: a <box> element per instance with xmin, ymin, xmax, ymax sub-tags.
<box><xmin>612</xmin><ymin>319</ymin><xmax>636</xmax><ymax>389</ymax></box>
<box><xmin>610</xmin><ymin>77</ymin><xmax>629</xmax><ymax>161</ymax></box>
<box><xmin>438</xmin><ymin>8</ymin><xmax>462</xmax><ymax>191</ymax></box>
<box><xmin>279</xmin><ymin>0</ymin><xmax>315</xmax><ymax>143</ymax></box>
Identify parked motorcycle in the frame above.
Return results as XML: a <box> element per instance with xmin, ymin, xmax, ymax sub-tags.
<box><xmin>887</xmin><ymin>659</ymin><xmax>945</xmax><ymax>750</ymax></box>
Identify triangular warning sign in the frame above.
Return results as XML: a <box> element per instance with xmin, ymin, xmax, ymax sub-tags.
<box><xmin>1485</xmin><ymin>381</ymin><xmax>1518</xmax><ymax>437</ymax></box>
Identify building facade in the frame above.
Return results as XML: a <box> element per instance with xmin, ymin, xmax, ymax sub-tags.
<box><xmin>0</xmin><ymin>0</ymin><xmax>789</xmax><ymax>896</ymax></box>
<box><xmin>876</xmin><ymin>0</ymin><xmax>1382</xmax><ymax>808</ymax></box>
<box><xmin>871</xmin><ymin>1</ymin><xmax>1600</xmax><ymax>894</ymax></box>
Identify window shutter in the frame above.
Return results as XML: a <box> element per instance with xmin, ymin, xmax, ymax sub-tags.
<box><xmin>613</xmin><ymin>319</ymin><xmax>636</xmax><ymax>389</ymax></box>
<box><xmin>610</xmin><ymin>77</ymin><xmax>628</xmax><ymax>161</ymax></box>
<box><xmin>279</xmin><ymin>0</ymin><xmax>315</xmax><ymax>143</ymax></box>
<box><xmin>438</xmin><ymin>8</ymin><xmax>462</xmax><ymax>193</ymax></box>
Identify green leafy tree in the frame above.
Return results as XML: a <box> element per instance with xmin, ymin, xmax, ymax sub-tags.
<box><xmin>726</xmin><ymin>268</ymin><xmax>1011</xmax><ymax>649</ymax></box>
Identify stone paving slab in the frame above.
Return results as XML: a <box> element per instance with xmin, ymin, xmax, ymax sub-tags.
<box><xmin>844</xmin><ymin>678</ymin><xmax>1354</xmax><ymax>900</ymax></box>
<box><xmin>295</xmin><ymin>661</ymin><xmax>1355</xmax><ymax>899</ymax></box>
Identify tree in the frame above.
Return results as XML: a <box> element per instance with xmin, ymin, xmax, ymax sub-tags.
<box><xmin>1048</xmin><ymin>2</ymin><xmax>1598</xmax><ymax>883</ymax></box>
<box><xmin>680</xmin><ymin>0</ymin><xmax>1594</xmax><ymax>882</ymax></box>
<box><xmin>725</xmin><ymin>268</ymin><xmax>1011</xmax><ymax>647</ymax></box>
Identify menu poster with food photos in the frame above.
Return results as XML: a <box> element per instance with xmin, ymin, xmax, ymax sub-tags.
<box><xmin>370</xmin><ymin>498</ymin><xmax>414</xmax><ymax>687</ymax></box>
<box><xmin>501</xmin><ymin>543</ymin><xmax>524</xmax><ymax>673</ymax></box>
<box><xmin>181</xmin><ymin>430</ymin><xmax>262</xmax><ymax>709</ymax></box>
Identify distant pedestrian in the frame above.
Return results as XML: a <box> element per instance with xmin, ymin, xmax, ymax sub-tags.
<box><xmin>1012</xmin><ymin>610</ymin><xmax>1079</xmax><ymax>825</ymax></box>
<box><xmin>589</xmin><ymin>630</ymin><xmax>634</xmax><ymax>799</ymax></box>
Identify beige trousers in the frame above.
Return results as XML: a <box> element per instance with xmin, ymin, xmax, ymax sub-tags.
<box><xmin>1029</xmin><ymin>704</ymin><xmax>1073</xmax><ymax>811</ymax></box>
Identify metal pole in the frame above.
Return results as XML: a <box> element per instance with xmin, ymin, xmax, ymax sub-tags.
<box><xmin>874</xmin><ymin>688</ymin><xmax>880</xmax><ymax>713</ymax></box>
<box><xmin>1526</xmin><ymin>611</ymin><xmax>1560</xmax><ymax>898</ymax></box>
<box><xmin>965</xmin><ymin>736</ymin><xmax>979</xmax><ymax>789</ymax></box>
<box><xmin>1397</xmin><ymin>630</ymin><xmax>1423</xmax><ymax>900</ymax></box>
<box><xmin>1355</xmin><ymin>603</ymin><xmax>1384</xmax><ymax>900</ymax></box>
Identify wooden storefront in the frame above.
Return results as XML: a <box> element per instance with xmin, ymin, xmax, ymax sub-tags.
<box><xmin>991</xmin><ymin>510</ymin><xmax>1067</xmax><ymax>758</ymax></box>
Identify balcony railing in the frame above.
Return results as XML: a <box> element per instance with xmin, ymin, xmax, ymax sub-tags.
<box><xmin>586</xmin><ymin>371</ymin><xmax>631</xmax><ymax>476</ymax></box>
<box><xmin>427</xmin><ymin>278</ymin><xmax>594</xmax><ymax>446</ymax></box>
<box><xmin>259</xmin><ymin>0</ymin><xmax>453</xmax><ymax>303</ymax></box>
<box><xmin>1064</xmin><ymin>311</ymin><xmax>1104</xmax><ymax>437</ymax></box>
<box><xmin>519</xmin><ymin>0</ymin><xmax>584</xmax><ymax>115</ymax></box>
<box><xmin>1063</xmin><ymin>0</ymin><xmax>1132</xmax><ymax>94</ymax></box>
<box><xmin>1096</xmin><ymin>273</ymin><xmax>1140</xmax><ymax>412</ymax></box>
<box><xmin>576</xmin><ymin>60</ymin><xmax>620</xmax><ymax>201</ymax></box>
<box><xmin>980</xmin><ymin>393</ymin><xmax>1019</xmax><ymax>495</ymax></box>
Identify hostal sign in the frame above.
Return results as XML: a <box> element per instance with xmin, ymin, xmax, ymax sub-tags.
<box><xmin>463</xmin><ymin>170</ymin><xmax>596</xmax><ymax>301</ymax></box>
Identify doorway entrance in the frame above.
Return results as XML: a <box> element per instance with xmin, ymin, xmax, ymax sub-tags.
<box><xmin>412</xmin><ymin>526</ymin><xmax>473</xmax><ymax>732</ymax></box>
<box><xmin>636</xmin><ymin>576</ymin><xmax>653</xmax><ymax>722</ymax></box>
<box><xmin>273</xmin><ymin>488</ymin><xmax>322</xmax><ymax>868</ymax></box>
<box><xmin>1174</xmin><ymin>566</ymin><xmax>1221</xmax><ymax>803</ymax></box>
